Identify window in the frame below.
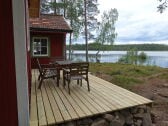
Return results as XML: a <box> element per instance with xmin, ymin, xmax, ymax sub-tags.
<box><xmin>32</xmin><ymin>37</ymin><xmax>49</xmax><ymax>57</ymax></box>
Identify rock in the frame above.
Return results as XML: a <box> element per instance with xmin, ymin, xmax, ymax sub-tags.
<box><xmin>65</xmin><ymin>121</ymin><xmax>76</xmax><ymax>126</ymax></box>
<box><xmin>91</xmin><ymin>119</ymin><xmax>109</xmax><ymax>126</ymax></box>
<box><xmin>160</xmin><ymin>121</ymin><xmax>168</xmax><ymax>126</ymax></box>
<box><xmin>134</xmin><ymin>113</ymin><xmax>144</xmax><ymax>119</ymax></box>
<box><xmin>110</xmin><ymin>120</ymin><xmax>123</xmax><ymax>126</ymax></box>
<box><xmin>120</xmin><ymin>109</ymin><xmax>131</xmax><ymax>116</ymax></box>
<box><xmin>130</xmin><ymin>107</ymin><xmax>138</xmax><ymax>114</ymax></box>
<box><xmin>103</xmin><ymin>114</ymin><xmax>115</xmax><ymax>122</ymax></box>
<box><xmin>137</xmin><ymin>108</ymin><xmax>145</xmax><ymax>114</ymax></box>
<box><xmin>115</xmin><ymin>112</ymin><xmax>125</xmax><ymax>125</ymax></box>
<box><xmin>150</xmin><ymin>111</ymin><xmax>157</xmax><ymax>123</ymax></box>
<box><xmin>134</xmin><ymin>113</ymin><xmax>152</xmax><ymax>126</ymax></box>
<box><xmin>134</xmin><ymin>119</ymin><xmax>143</xmax><ymax>126</ymax></box>
<box><xmin>77</xmin><ymin>118</ymin><xmax>93</xmax><ymax>125</ymax></box>
<box><xmin>137</xmin><ymin>105</ymin><xmax>147</xmax><ymax>113</ymax></box>
<box><xmin>57</xmin><ymin>105</ymin><xmax>153</xmax><ymax>126</ymax></box>
<box><xmin>158</xmin><ymin>92</ymin><xmax>168</xmax><ymax>98</ymax></box>
<box><xmin>125</xmin><ymin>114</ymin><xmax>133</xmax><ymax>125</ymax></box>
<box><xmin>59</xmin><ymin>124</ymin><xmax>66</xmax><ymax>126</ymax></box>
<box><xmin>137</xmin><ymin>105</ymin><xmax>147</xmax><ymax>110</ymax></box>
<box><xmin>120</xmin><ymin>110</ymin><xmax>133</xmax><ymax>125</ymax></box>
<box><xmin>106</xmin><ymin>112</ymin><xmax>126</xmax><ymax>126</ymax></box>
<box><xmin>142</xmin><ymin>113</ymin><xmax>152</xmax><ymax>126</ymax></box>
<box><xmin>161</xmin><ymin>84</ymin><xmax>168</xmax><ymax>88</ymax></box>
<box><xmin>146</xmin><ymin>106</ymin><xmax>152</xmax><ymax>113</ymax></box>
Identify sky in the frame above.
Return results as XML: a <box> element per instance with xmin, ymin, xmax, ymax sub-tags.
<box><xmin>98</xmin><ymin>0</ymin><xmax>168</xmax><ymax>45</ymax></box>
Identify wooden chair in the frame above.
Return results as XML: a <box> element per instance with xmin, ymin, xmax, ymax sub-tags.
<box><xmin>36</xmin><ymin>58</ymin><xmax>60</xmax><ymax>89</ymax></box>
<box><xmin>63</xmin><ymin>62</ymin><xmax>90</xmax><ymax>94</ymax></box>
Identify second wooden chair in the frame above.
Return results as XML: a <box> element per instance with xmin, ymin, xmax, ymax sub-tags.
<box><xmin>63</xmin><ymin>62</ymin><xmax>90</xmax><ymax>94</ymax></box>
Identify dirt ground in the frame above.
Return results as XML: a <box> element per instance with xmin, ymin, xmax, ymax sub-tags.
<box><xmin>96</xmin><ymin>73</ymin><xmax>168</xmax><ymax>126</ymax></box>
<box><xmin>132</xmin><ymin>77</ymin><xmax>168</xmax><ymax>126</ymax></box>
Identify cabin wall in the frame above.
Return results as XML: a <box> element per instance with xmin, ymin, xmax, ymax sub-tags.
<box><xmin>0</xmin><ymin>1</ymin><xmax>18</xmax><ymax>125</ymax></box>
<box><xmin>30</xmin><ymin>32</ymin><xmax>66</xmax><ymax>68</ymax></box>
<box><xmin>0</xmin><ymin>0</ymin><xmax>29</xmax><ymax>125</ymax></box>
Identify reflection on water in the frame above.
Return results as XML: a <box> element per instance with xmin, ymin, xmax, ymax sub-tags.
<box><xmin>67</xmin><ymin>51</ymin><xmax>168</xmax><ymax>68</ymax></box>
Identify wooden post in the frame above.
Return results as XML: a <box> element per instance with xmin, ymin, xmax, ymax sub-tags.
<box><xmin>69</xmin><ymin>33</ymin><xmax>72</xmax><ymax>60</ymax></box>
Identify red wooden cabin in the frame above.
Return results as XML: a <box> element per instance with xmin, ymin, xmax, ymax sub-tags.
<box><xmin>0</xmin><ymin>0</ymin><xmax>72</xmax><ymax>125</ymax></box>
<box><xmin>0</xmin><ymin>0</ymin><xmax>30</xmax><ymax>126</ymax></box>
<box><xmin>30</xmin><ymin>14</ymin><xmax>72</xmax><ymax>68</ymax></box>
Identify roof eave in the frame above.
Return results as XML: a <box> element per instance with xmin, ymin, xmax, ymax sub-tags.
<box><xmin>30</xmin><ymin>27</ymin><xmax>73</xmax><ymax>33</ymax></box>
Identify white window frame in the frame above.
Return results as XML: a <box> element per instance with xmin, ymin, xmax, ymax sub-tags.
<box><xmin>32</xmin><ymin>37</ymin><xmax>49</xmax><ymax>57</ymax></box>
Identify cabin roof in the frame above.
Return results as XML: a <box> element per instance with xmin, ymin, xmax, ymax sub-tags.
<box><xmin>29</xmin><ymin>14</ymin><xmax>73</xmax><ymax>33</ymax></box>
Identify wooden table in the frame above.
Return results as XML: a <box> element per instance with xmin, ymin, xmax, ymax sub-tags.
<box><xmin>55</xmin><ymin>60</ymin><xmax>73</xmax><ymax>66</ymax></box>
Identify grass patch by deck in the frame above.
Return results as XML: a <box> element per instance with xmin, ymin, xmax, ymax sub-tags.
<box><xmin>89</xmin><ymin>63</ymin><xmax>168</xmax><ymax>90</ymax></box>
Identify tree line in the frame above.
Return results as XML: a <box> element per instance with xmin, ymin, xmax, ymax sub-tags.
<box><xmin>41</xmin><ymin>0</ymin><xmax>118</xmax><ymax>61</ymax></box>
<box><xmin>67</xmin><ymin>43</ymin><xmax>168</xmax><ymax>51</ymax></box>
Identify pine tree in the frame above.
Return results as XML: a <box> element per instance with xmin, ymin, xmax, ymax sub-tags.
<box><xmin>40</xmin><ymin>0</ymin><xmax>50</xmax><ymax>14</ymax></box>
<box><xmin>83</xmin><ymin>0</ymin><xmax>100</xmax><ymax>61</ymax></box>
<box><xmin>157</xmin><ymin>0</ymin><xmax>168</xmax><ymax>13</ymax></box>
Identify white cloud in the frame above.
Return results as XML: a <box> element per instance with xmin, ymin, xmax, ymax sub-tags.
<box><xmin>98</xmin><ymin>0</ymin><xmax>168</xmax><ymax>45</ymax></box>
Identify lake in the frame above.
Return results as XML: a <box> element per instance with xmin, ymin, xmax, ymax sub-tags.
<box><xmin>67</xmin><ymin>51</ymin><xmax>168</xmax><ymax>68</ymax></box>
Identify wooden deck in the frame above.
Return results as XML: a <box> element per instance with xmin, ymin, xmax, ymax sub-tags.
<box><xmin>30</xmin><ymin>69</ymin><xmax>152</xmax><ymax>126</ymax></box>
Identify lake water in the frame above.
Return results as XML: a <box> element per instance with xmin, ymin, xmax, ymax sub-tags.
<box><xmin>67</xmin><ymin>51</ymin><xmax>168</xmax><ymax>68</ymax></box>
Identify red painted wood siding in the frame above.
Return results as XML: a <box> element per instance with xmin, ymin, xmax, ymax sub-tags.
<box><xmin>0</xmin><ymin>0</ymin><xmax>18</xmax><ymax>126</ymax></box>
<box><xmin>50</xmin><ymin>34</ymin><xmax>64</xmax><ymax>57</ymax></box>
<box><xmin>30</xmin><ymin>32</ymin><xmax>66</xmax><ymax>68</ymax></box>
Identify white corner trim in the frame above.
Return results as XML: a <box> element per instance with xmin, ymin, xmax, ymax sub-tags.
<box><xmin>12</xmin><ymin>0</ymin><xmax>29</xmax><ymax>126</ymax></box>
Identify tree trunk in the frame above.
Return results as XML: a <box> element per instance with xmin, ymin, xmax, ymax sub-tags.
<box><xmin>63</xmin><ymin>0</ymin><xmax>66</xmax><ymax>17</ymax></box>
<box><xmin>54</xmin><ymin>0</ymin><xmax>57</xmax><ymax>14</ymax></box>
<box><xmin>69</xmin><ymin>33</ymin><xmax>72</xmax><ymax>60</ymax></box>
<box><xmin>84</xmin><ymin>0</ymin><xmax>88</xmax><ymax>62</ymax></box>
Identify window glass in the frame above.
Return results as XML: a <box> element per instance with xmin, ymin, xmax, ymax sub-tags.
<box><xmin>41</xmin><ymin>47</ymin><xmax>47</xmax><ymax>54</ymax></box>
<box><xmin>32</xmin><ymin>37</ymin><xmax>48</xmax><ymax>56</ymax></box>
<box><xmin>34</xmin><ymin>38</ymin><xmax>40</xmax><ymax>42</ymax></box>
<box><xmin>41</xmin><ymin>39</ymin><xmax>47</xmax><ymax>46</ymax></box>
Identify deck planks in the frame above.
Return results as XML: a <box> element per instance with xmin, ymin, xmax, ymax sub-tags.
<box><xmin>89</xmin><ymin>74</ymin><xmax>151</xmax><ymax>104</ymax></box>
<box><xmin>30</xmin><ymin>69</ymin><xmax>152</xmax><ymax>126</ymax></box>
<box><xmin>44</xmin><ymin>81</ymin><xmax>63</xmax><ymax>123</ymax></box>
<box><xmin>30</xmin><ymin>70</ymin><xmax>38</xmax><ymax>126</ymax></box>
<box><xmin>41</xmin><ymin>83</ymin><xmax>55</xmax><ymax>125</ymax></box>
<box><xmin>49</xmin><ymin>83</ymin><xmax>72</xmax><ymax>121</ymax></box>
<box><xmin>52</xmin><ymin>81</ymin><xmax>79</xmax><ymax>120</ymax></box>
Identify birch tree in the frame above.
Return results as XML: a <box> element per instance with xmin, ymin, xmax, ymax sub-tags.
<box><xmin>96</xmin><ymin>8</ymin><xmax>118</xmax><ymax>45</ymax></box>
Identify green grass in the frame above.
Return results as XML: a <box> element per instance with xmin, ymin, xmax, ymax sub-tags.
<box><xmin>158</xmin><ymin>72</ymin><xmax>168</xmax><ymax>80</ymax></box>
<box><xmin>111</xmin><ymin>75</ymin><xmax>142</xmax><ymax>89</ymax></box>
<box><xmin>89</xmin><ymin>63</ymin><xmax>168</xmax><ymax>90</ymax></box>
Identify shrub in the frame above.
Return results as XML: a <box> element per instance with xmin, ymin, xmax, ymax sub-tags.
<box><xmin>138</xmin><ymin>51</ymin><xmax>147</xmax><ymax>60</ymax></box>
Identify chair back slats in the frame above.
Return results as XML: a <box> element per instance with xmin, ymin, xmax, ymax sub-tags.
<box><xmin>63</xmin><ymin>61</ymin><xmax>90</xmax><ymax>94</ymax></box>
<box><xmin>36</xmin><ymin>58</ymin><xmax>43</xmax><ymax>74</ymax></box>
<box><xmin>36</xmin><ymin>58</ymin><xmax>60</xmax><ymax>89</ymax></box>
<box><xmin>69</xmin><ymin>62</ymin><xmax>89</xmax><ymax>77</ymax></box>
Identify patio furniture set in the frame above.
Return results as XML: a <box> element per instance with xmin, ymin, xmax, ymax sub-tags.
<box><xmin>36</xmin><ymin>58</ymin><xmax>90</xmax><ymax>94</ymax></box>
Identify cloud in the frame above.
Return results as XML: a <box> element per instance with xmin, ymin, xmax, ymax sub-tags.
<box><xmin>98</xmin><ymin>0</ymin><xmax>168</xmax><ymax>45</ymax></box>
